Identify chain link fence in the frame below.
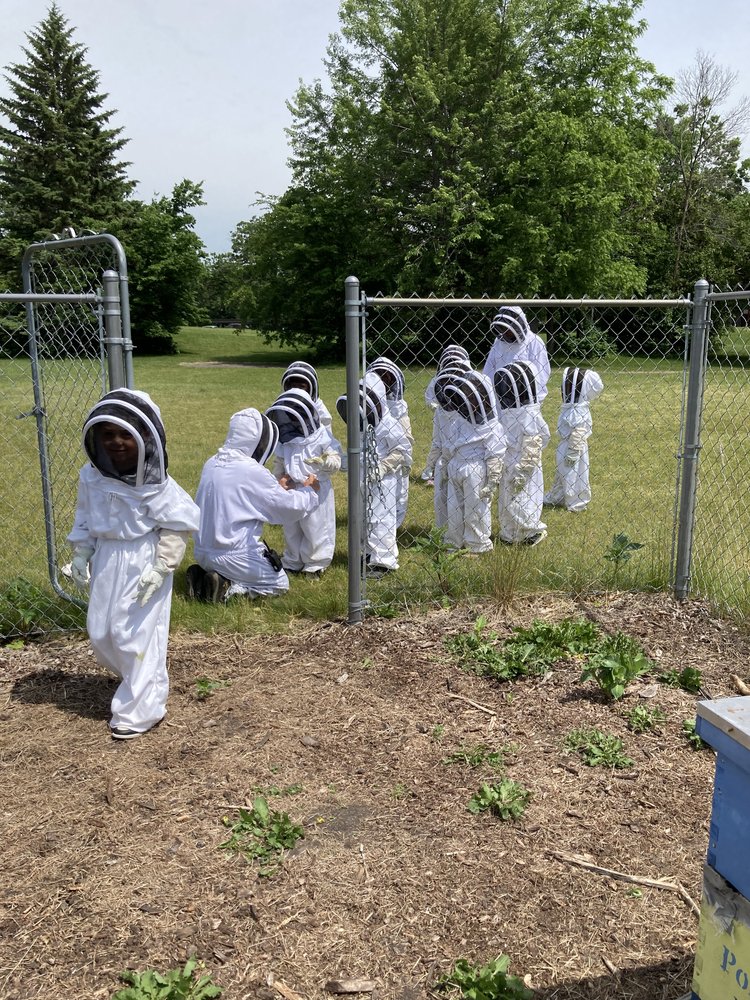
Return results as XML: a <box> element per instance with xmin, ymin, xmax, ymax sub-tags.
<box><xmin>0</xmin><ymin>234</ymin><xmax>131</xmax><ymax>640</ymax></box>
<box><xmin>689</xmin><ymin>288</ymin><xmax>750</xmax><ymax>617</ymax></box>
<box><xmin>341</xmin><ymin>280</ymin><xmax>721</xmax><ymax>619</ymax></box>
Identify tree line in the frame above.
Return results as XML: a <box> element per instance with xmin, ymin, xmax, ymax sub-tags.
<box><xmin>2</xmin><ymin>1</ymin><xmax>749</xmax><ymax>357</ymax></box>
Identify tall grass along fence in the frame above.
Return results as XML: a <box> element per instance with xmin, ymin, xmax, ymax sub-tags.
<box><xmin>342</xmin><ymin>277</ymin><xmax>750</xmax><ymax>623</ymax></box>
<box><xmin>0</xmin><ymin>232</ymin><xmax>132</xmax><ymax>640</ymax></box>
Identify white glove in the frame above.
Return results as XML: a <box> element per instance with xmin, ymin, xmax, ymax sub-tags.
<box><xmin>136</xmin><ymin>559</ymin><xmax>170</xmax><ymax>607</ymax></box>
<box><xmin>479</xmin><ymin>458</ymin><xmax>504</xmax><ymax>501</ymax></box>
<box><xmin>517</xmin><ymin>435</ymin><xmax>543</xmax><ymax>475</ymax></box>
<box><xmin>564</xmin><ymin>449</ymin><xmax>580</xmax><ymax>468</ymax></box>
<box><xmin>564</xmin><ymin>427</ymin><xmax>588</xmax><ymax>467</ymax></box>
<box><xmin>70</xmin><ymin>545</ymin><xmax>94</xmax><ymax>590</ymax></box>
<box><xmin>309</xmin><ymin>450</ymin><xmax>341</xmax><ymax>474</ymax></box>
<box><xmin>511</xmin><ymin>474</ymin><xmax>526</xmax><ymax>494</ymax></box>
<box><xmin>378</xmin><ymin>450</ymin><xmax>404</xmax><ymax>478</ymax></box>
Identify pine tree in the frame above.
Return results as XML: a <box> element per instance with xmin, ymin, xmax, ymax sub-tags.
<box><xmin>0</xmin><ymin>3</ymin><xmax>134</xmax><ymax>278</ymax></box>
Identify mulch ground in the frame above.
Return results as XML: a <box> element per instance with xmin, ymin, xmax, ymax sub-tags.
<box><xmin>1</xmin><ymin>591</ymin><xmax>747</xmax><ymax>1000</ymax></box>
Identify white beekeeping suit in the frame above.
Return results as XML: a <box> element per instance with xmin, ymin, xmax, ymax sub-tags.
<box><xmin>483</xmin><ymin>306</ymin><xmax>551</xmax><ymax>402</ymax></box>
<box><xmin>67</xmin><ymin>389</ymin><xmax>199</xmax><ymax>737</ymax></box>
<box><xmin>370</xmin><ymin>356</ymin><xmax>414</xmax><ymax>528</ymax></box>
<box><xmin>192</xmin><ymin>408</ymin><xmax>321</xmax><ymax>599</ymax></box>
<box><xmin>493</xmin><ymin>362</ymin><xmax>550</xmax><ymax>546</ymax></box>
<box><xmin>437</xmin><ymin>370</ymin><xmax>506</xmax><ymax>554</ymax></box>
<box><xmin>266</xmin><ymin>388</ymin><xmax>342</xmax><ymax>576</ymax></box>
<box><xmin>544</xmin><ymin>367</ymin><xmax>604</xmax><ymax>512</ymax></box>
<box><xmin>336</xmin><ymin>372</ymin><xmax>411</xmax><ymax>578</ymax></box>
<box><xmin>281</xmin><ymin>360</ymin><xmax>333</xmax><ymax>429</ymax></box>
<box><xmin>422</xmin><ymin>355</ymin><xmax>473</xmax><ymax>520</ymax></box>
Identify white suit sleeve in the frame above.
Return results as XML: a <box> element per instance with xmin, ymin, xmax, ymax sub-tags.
<box><xmin>67</xmin><ymin>469</ymin><xmax>95</xmax><ymax>550</ymax></box>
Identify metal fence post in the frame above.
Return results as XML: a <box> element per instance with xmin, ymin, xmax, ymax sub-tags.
<box><xmin>101</xmin><ymin>269</ymin><xmax>126</xmax><ymax>389</ymax></box>
<box><xmin>674</xmin><ymin>278</ymin><xmax>710</xmax><ymax>600</ymax></box>
<box><xmin>345</xmin><ymin>276</ymin><xmax>364</xmax><ymax>625</ymax></box>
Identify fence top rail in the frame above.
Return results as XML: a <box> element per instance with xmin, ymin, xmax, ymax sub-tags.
<box><xmin>0</xmin><ymin>292</ymin><xmax>100</xmax><ymax>303</ymax></box>
<box><xmin>364</xmin><ymin>295</ymin><xmax>691</xmax><ymax>309</ymax></box>
<box><xmin>706</xmin><ymin>290</ymin><xmax>750</xmax><ymax>303</ymax></box>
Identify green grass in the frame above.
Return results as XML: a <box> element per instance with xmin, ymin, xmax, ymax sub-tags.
<box><xmin>3</xmin><ymin>324</ymin><xmax>750</xmax><ymax>636</ymax></box>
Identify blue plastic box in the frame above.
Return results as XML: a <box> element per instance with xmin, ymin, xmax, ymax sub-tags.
<box><xmin>696</xmin><ymin>696</ymin><xmax>750</xmax><ymax>901</ymax></box>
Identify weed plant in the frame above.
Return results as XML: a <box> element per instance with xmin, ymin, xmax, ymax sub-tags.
<box><xmin>219</xmin><ymin>796</ymin><xmax>303</xmax><ymax>875</ymax></box>
<box><xmin>194</xmin><ymin>677</ymin><xmax>229</xmax><ymax>700</ymax></box>
<box><xmin>564</xmin><ymin>727</ymin><xmax>634</xmax><ymax>768</ymax></box>
<box><xmin>658</xmin><ymin>666</ymin><xmax>703</xmax><ymax>693</ymax></box>
<box><xmin>468</xmin><ymin>779</ymin><xmax>531</xmax><ymax>820</ymax></box>
<box><xmin>447</xmin><ymin>617</ymin><xmax>600</xmax><ymax>681</ymax></box>
<box><xmin>682</xmin><ymin>719</ymin><xmax>709</xmax><ymax>750</ymax></box>
<box><xmin>626</xmin><ymin>704</ymin><xmax>666</xmax><ymax>733</ymax></box>
<box><xmin>580</xmin><ymin>631</ymin><xmax>653</xmax><ymax>700</ymax></box>
<box><xmin>436</xmin><ymin>955</ymin><xmax>534</xmax><ymax>1000</ymax></box>
<box><xmin>112</xmin><ymin>958</ymin><xmax>222</xmax><ymax>999</ymax></box>
<box><xmin>443</xmin><ymin>743</ymin><xmax>509</xmax><ymax>770</ymax></box>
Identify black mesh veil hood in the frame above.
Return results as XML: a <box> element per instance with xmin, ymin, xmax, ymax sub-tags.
<box><xmin>281</xmin><ymin>361</ymin><xmax>319</xmax><ymax>401</ymax></box>
<box><xmin>266</xmin><ymin>389</ymin><xmax>321</xmax><ymax>443</ymax></box>
<box><xmin>82</xmin><ymin>389</ymin><xmax>168</xmax><ymax>486</ymax></box>
<box><xmin>441</xmin><ymin>372</ymin><xmax>496</xmax><ymax>425</ymax></box>
<box><xmin>493</xmin><ymin>362</ymin><xmax>540</xmax><ymax>409</ymax></box>
<box><xmin>370</xmin><ymin>356</ymin><xmax>404</xmax><ymax>401</ymax></box>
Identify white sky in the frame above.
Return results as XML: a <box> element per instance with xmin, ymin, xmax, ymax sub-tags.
<box><xmin>1</xmin><ymin>0</ymin><xmax>748</xmax><ymax>254</ymax></box>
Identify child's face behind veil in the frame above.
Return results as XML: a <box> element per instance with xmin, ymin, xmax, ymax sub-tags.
<box><xmin>97</xmin><ymin>421</ymin><xmax>138</xmax><ymax>474</ymax></box>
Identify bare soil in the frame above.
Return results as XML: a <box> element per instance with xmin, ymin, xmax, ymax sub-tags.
<box><xmin>1</xmin><ymin>592</ymin><xmax>746</xmax><ymax>1000</ymax></box>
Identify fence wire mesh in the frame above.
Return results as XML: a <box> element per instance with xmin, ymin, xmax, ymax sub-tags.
<box><xmin>690</xmin><ymin>289</ymin><xmax>750</xmax><ymax>618</ymax></box>
<box><xmin>0</xmin><ymin>238</ymin><xmax>124</xmax><ymax>640</ymax></box>
<box><xmin>358</xmin><ymin>293</ymin><xmax>694</xmax><ymax>613</ymax></box>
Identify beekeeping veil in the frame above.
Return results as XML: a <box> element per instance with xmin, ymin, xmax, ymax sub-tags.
<box><xmin>336</xmin><ymin>372</ymin><xmax>386</xmax><ymax>429</ymax></box>
<box><xmin>221</xmin><ymin>408</ymin><xmax>279</xmax><ymax>465</ymax></box>
<box><xmin>441</xmin><ymin>371</ymin><xmax>496</xmax><ymax>426</ymax></box>
<box><xmin>266</xmin><ymin>389</ymin><xmax>321</xmax><ymax>443</ymax></box>
<box><xmin>489</xmin><ymin>306</ymin><xmax>532</xmax><ymax>345</ymax></box>
<box><xmin>83</xmin><ymin>388</ymin><xmax>167</xmax><ymax>487</ymax></box>
<box><xmin>493</xmin><ymin>362</ymin><xmax>541</xmax><ymax>410</ymax></box>
<box><xmin>281</xmin><ymin>361</ymin><xmax>319</xmax><ymax>401</ymax></box>
<box><xmin>370</xmin><ymin>357</ymin><xmax>404</xmax><ymax>402</ymax></box>
<box><xmin>438</xmin><ymin>347</ymin><xmax>471</xmax><ymax>372</ymax></box>
<box><xmin>561</xmin><ymin>367</ymin><xmax>604</xmax><ymax>405</ymax></box>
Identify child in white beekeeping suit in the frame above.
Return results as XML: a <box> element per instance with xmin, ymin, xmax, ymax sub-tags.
<box><xmin>370</xmin><ymin>356</ymin><xmax>414</xmax><ymax>528</ymax></box>
<box><xmin>188</xmin><ymin>408</ymin><xmax>321</xmax><ymax>601</ymax></box>
<box><xmin>493</xmin><ymin>362</ymin><xmax>550</xmax><ymax>546</ymax></box>
<box><xmin>280</xmin><ymin>360</ymin><xmax>333</xmax><ymax>429</ymax></box>
<box><xmin>422</xmin><ymin>349</ymin><xmax>473</xmax><ymax>528</ymax></box>
<box><xmin>433</xmin><ymin>369</ymin><xmax>506</xmax><ymax>554</ymax></box>
<box><xmin>483</xmin><ymin>306</ymin><xmax>551</xmax><ymax>402</ymax></box>
<box><xmin>266</xmin><ymin>388</ymin><xmax>341</xmax><ymax>577</ymax></box>
<box><xmin>336</xmin><ymin>373</ymin><xmax>412</xmax><ymax>579</ymax></box>
<box><xmin>544</xmin><ymin>366</ymin><xmax>604</xmax><ymax>512</ymax></box>
<box><xmin>67</xmin><ymin>389</ymin><xmax>200</xmax><ymax>740</ymax></box>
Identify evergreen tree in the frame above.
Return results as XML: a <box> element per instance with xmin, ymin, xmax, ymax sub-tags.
<box><xmin>0</xmin><ymin>3</ymin><xmax>134</xmax><ymax>282</ymax></box>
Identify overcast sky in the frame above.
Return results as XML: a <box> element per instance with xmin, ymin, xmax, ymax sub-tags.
<box><xmin>1</xmin><ymin>0</ymin><xmax>748</xmax><ymax>254</ymax></box>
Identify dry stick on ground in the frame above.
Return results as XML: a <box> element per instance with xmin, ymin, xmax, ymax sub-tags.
<box><xmin>445</xmin><ymin>693</ymin><xmax>497</xmax><ymax>717</ymax></box>
<box><xmin>550</xmin><ymin>850</ymin><xmax>700</xmax><ymax>916</ymax></box>
<box><xmin>731</xmin><ymin>673</ymin><xmax>750</xmax><ymax>696</ymax></box>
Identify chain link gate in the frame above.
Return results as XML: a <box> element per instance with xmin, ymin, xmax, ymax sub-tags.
<box><xmin>0</xmin><ymin>233</ymin><xmax>132</xmax><ymax>640</ymax></box>
<box><xmin>342</xmin><ymin>278</ymin><xmax>710</xmax><ymax>622</ymax></box>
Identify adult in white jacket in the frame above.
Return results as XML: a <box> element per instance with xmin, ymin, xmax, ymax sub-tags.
<box><xmin>67</xmin><ymin>389</ymin><xmax>200</xmax><ymax>739</ymax></box>
<box><xmin>266</xmin><ymin>388</ymin><xmax>342</xmax><ymax>576</ymax></box>
<box><xmin>544</xmin><ymin>367</ymin><xmax>604</xmax><ymax>512</ymax></box>
<box><xmin>433</xmin><ymin>370</ymin><xmax>506</xmax><ymax>554</ymax></box>
<box><xmin>493</xmin><ymin>362</ymin><xmax>550</xmax><ymax>546</ymax></box>
<box><xmin>483</xmin><ymin>306</ymin><xmax>550</xmax><ymax>402</ymax></box>
<box><xmin>192</xmin><ymin>408</ymin><xmax>321</xmax><ymax>600</ymax></box>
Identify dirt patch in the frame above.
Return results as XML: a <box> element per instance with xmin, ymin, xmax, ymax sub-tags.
<box><xmin>1</xmin><ymin>592</ymin><xmax>746</xmax><ymax>1000</ymax></box>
